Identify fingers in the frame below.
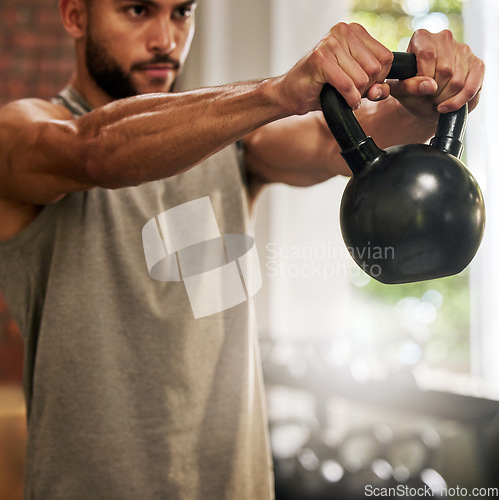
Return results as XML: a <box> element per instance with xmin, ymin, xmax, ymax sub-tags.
<box><xmin>317</xmin><ymin>39</ymin><xmax>370</xmax><ymax>109</ymax></box>
<box><xmin>347</xmin><ymin>23</ymin><xmax>394</xmax><ymax>77</ymax></box>
<box><xmin>314</xmin><ymin>23</ymin><xmax>393</xmax><ymax>109</ymax></box>
<box><xmin>407</xmin><ymin>29</ymin><xmax>485</xmax><ymax>113</ymax></box>
<box><xmin>284</xmin><ymin>22</ymin><xmax>483</xmax><ymax>118</ymax></box>
<box><xmin>436</xmin><ymin>47</ymin><xmax>484</xmax><ymax>112</ymax></box>
<box><xmin>389</xmin><ymin>77</ymin><xmax>438</xmax><ymax>99</ymax></box>
<box><xmin>366</xmin><ymin>82</ymin><xmax>391</xmax><ymax>102</ymax></box>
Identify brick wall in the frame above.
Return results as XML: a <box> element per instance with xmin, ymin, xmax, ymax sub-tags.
<box><xmin>0</xmin><ymin>0</ymin><xmax>74</xmax><ymax>107</ymax></box>
<box><xmin>0</xmin><ymin>0</ymin><xmax>74</xmax><ymax>382</ymax></box>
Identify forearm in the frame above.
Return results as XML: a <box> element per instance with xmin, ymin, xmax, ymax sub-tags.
<box><xmin>360</xmin><ymin>96</ymin><xmax>437</xmax><ymax>151</ymax></box>
<box><xmin>244</xmin><ymin>96</ymin><xmax>438</xmax><ymax>188</ymax></box>
<box><xmin>79</xmin><ymin>78</ymin><xmax>288</xmax><ymax>188</ymax></box>
<box><xmin>244</xmin><ymin>112</ymin><xmax>344</xmax><ymax>189</ymax></box>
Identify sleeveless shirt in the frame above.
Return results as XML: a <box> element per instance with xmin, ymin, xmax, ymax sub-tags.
<box><xmin>0</xmin><ymin>87</ymin><xmax>273</xmax><ymax>500</ymax></box>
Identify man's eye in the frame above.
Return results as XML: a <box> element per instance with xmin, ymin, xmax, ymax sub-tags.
<box><xmin>173</xmin><ymin>5</ymin><xmax>195</xmax><ymax>20</ymax></box>
<box><xmin>126</xmin><ymin>5</ymin><xmax>148</xmax><ymax>18</ymax></box>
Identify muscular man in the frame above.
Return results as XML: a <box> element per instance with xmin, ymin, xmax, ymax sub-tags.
<box><xmin>0</xmin><ymin>0</ymin><xmax>484</xmax><ymax>499</ymax></box>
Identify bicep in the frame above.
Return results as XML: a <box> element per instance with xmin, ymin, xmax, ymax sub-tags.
<box><xmin>0</xmin><ymin>99</ymin><xmax>94</xmax><ymax>205</ymax></box>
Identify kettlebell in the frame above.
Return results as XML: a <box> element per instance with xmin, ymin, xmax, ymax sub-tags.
<box><xmin>320</xmin><ymin>52</ymin><xmax>485</xmax><ymax>284</ymax></box>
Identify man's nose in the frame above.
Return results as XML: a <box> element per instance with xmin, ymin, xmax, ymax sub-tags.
<box><xmin>147</xmin><ymin>18</ymin><xmax>177</xmax><ymax>54</ymax></box>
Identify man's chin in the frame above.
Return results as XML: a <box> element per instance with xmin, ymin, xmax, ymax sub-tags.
<box><xmin>134</xmin><ymin>77</ymin><xmax>175</xmax><ymax>95</ymax></box>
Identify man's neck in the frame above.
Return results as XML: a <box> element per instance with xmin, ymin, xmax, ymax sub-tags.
<box><xmin>69</xmin><ymin>60</ymin><xmax>115</xmax><ymax>109</ymax></box>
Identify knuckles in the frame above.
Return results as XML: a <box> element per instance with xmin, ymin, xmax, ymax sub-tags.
<box><xmin>379</xmin><ymin>50</ymin><xmax>394</xmax><ymax>68</ymax></box>
<box><xmin>332</xmin><ymin>21</ymin><xmax>354</xmax><ymax>37</ymax></box>
<box><xmin>364</xmin><ymin>60</ymin><xmax>383</xmax><ymax>79</ymax></box>
<box><xmin>435</xmin><ymin>63</ymin><xmax>454</xmax><ymax>80</ymax></box>
<box><xmin>474</xmin><ymin>57</ymin><xmax>486</xmax><ymax>75</ymax></box>
<box><xmin>353</xmin><ymin>72</ymin><xmax>371</xmax><ymax>92</ymax></box>
<box><xmin>414</xmin><ymin>46</ymin><xmax>437</xmax><ymax>63</ymax></box>
<box><xmin>446</xmin><ymin>75</ymin><xmax>466</xmax><ymax>94</ymax></box>
<box><xmin>411</xmin><ymin>28</ymin><xmax>432</xmax><ymax>44</ymax></box>
<box><xmin>461</xmin><ymin>84</ymin><xmax>479</xmax><ymax>102</ymax></box>
<box><xmin>457</xmin><ymin>43</ymin><xmax>473</xmax><ymax>59</ymax></box>
<box><xmin>437</xmin><ymin>29</ymin><xmax>455</xmax><ymax>44</ymax></box>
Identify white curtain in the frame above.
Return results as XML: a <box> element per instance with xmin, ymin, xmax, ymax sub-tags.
<box><xmin>464</xmin><ymin>0</ymin><xmax>499</xmax><ymax>384</ymax></box>
<box><xmin>178</xmin><ymin>0</ymin><xmax>272</xmax><ymax>88</ymax></box>
<box><xmin>256</xmin><ymin>0</ymin><xmax>353</xmax><ymax>341</ymax></box>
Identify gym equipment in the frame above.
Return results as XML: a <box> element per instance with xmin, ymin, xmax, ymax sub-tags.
<box><xmin>320</xmin><ymin>52</ymin><xmax>485</xmax><ymax>284</ymax></box>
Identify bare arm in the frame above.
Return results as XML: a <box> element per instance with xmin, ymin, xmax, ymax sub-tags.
<box><xmin>0</xmin><ymin>79</ymin><xmax>287</xmax><ymax>205</ymax></box>
<box><xmin>1</xmin><ymin>22</ymin><xmax>396</xmax><ymax>207</ymax></box>
<box><xmin>0</xmin><ymin>24</ymin><xmax>483</xmax><ymax>211</ymax></box>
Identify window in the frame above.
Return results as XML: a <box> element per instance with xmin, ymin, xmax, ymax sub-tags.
<box><xmin>258</xmin><ymin>0</ymin><xmax>487</xmax><ymax>383</ymax></box>
<box><xmin>347</xmin><ymin>0</ymin><xmax>471</xmax><ymax>376</ymax></box>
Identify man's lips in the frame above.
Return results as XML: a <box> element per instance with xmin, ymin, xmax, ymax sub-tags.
<box><xmin>132</xmin><ymin>58</ymin><xmax>180</xmax><ymax>80</ymax></box>
<box><xmin>136</xmin><ymin>65</ymin><xmax>177</xmax><ymax>79</ymax></box>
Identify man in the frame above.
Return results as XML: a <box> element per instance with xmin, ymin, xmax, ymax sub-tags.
<box><xmin>0</xmin><ymin>0</ymin><xmax>484</xmax><ymax>499</ymax></box>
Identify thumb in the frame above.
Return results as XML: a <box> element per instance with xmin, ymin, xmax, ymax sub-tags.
<box><xmin>389</xmin><ymin>77</ymin><xmax>438</xmax><ymax>99</ymax></box>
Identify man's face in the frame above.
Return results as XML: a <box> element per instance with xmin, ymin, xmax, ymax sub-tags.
<box><xmin>84</xmin><ymin>0</ymin><xmax>197</xmax><ymax>99</ymax></box>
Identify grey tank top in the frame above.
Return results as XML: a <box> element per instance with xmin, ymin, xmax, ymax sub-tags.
<box><xmin>0</xmin><ymin>87</ymin><xmax>273</xmax><ymax>500</ymax></box>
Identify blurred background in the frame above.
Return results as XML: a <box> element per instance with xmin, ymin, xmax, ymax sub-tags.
<box><xmin>1</xmin><ymin>0</ymin><xmax>499</xmax><ymax>498</ymax></box>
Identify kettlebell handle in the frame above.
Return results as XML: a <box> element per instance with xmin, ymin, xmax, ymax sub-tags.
<box><xmin>320</xmin><ymin>52</ymin><xmax>467</xmax><ymax>174</ymax></box>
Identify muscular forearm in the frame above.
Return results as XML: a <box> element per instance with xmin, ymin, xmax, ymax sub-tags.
<box><xmin>244</xmin><ymin>112</ymin><xmax>345</xmax><ymax>189</ymax></box>
<box><xmin>79</xmin><ymin>78</ymin><xmax>288</xmax><ymax>188</ymax></box>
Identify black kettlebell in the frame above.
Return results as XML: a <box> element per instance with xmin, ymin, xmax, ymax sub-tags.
<box><xmin>320</xmin><ymin>52</ymin><xmax>485</xmax><ymax>284</ymax></box>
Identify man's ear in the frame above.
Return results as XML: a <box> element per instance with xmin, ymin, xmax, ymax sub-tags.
<box><xmin>59</xmin><ymin>0</ymin><xmax>88</xmax><ymax>39</ymax></box>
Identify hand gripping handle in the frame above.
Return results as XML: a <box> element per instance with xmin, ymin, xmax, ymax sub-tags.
<box><xmin>320</xmin><ymin>51</ymin><xmax>467</xmax><ymax>174</ymax></box>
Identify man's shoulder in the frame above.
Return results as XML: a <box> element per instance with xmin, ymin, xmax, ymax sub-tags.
<box><xmin>0</xmin><ymin>97</ymin><xmax>74</xmax><ymax>124</ymax></box>
<box><xmin>0</xmin><ymin>97</ymin><xmax>75</xmax><ymax>171</ymax></box>
<box><xmin>0</xmin><ymin>98</ymin><xmax>76</xmax><ymax>239</ymax></box>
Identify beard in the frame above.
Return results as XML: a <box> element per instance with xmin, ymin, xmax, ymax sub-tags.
<box><xmin>85</xmin><ymin>29</ymin><xmax>140</xmax><ymax>100</ymax></box>
<box><xmin>84</xmin><ymin>29</ymin><xmax>181</xmax><ymax>100</ymax></box>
